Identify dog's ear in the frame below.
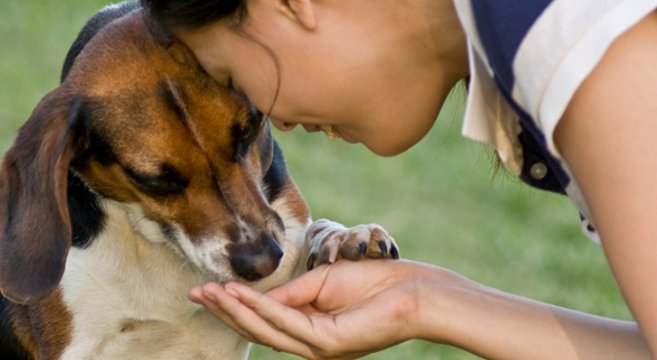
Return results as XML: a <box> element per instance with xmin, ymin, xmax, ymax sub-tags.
<box><xmin>0</xmin><ymin>91</ymin><xmax>85</xmax><ymax>304</ymax></box>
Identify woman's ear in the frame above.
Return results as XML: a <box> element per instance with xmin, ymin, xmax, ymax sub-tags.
<box><xmin>278</xmin><ymin>0</ymin><xmax>317</xmax><ymax>30</ymax></box>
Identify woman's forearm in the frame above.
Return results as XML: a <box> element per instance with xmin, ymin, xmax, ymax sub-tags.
<box><xmin>415</xmin><ymin>274</ymin><xmax>651</xmax><ymax>360</ymax></box>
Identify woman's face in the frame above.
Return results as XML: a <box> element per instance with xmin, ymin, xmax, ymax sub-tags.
<box><xmin>175</xmin><ymin>0</ymin><xmax>465</xmax><ymax>156</ymax></box>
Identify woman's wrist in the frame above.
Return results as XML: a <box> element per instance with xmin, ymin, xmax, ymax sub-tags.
<box><xmin>410</xmin><ymin>265</ymin><xmax>481</xmax><ymax>345</ymax></box>
<box><xmin>365</xmin><ymin>260</ymin><xmax>464</xmax><ymax>344</ymax></box>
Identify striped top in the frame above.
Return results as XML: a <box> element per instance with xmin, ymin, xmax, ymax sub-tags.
<box><xmin>453</xmin><ymin>0</ymin><xmax>657</xmax><ymax>243</ymax></box>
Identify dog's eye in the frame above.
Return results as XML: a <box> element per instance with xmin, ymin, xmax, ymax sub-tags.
<box><xmin>232</xmin><ymin>110</ymin><xmax>265</xmax><ymax>161</ymax></box>
<box><xmin>123</xmin><ymin>164</ymin><xmax>189</xmax><ymax>197</ymax></box>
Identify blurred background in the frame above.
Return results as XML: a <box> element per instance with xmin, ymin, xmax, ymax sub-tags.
<box><xmin>1</xmin><ymin>1</ymin><xmax>632</xmax><ymax>359</ymax></box>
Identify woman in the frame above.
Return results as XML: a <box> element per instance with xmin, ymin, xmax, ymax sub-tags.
<box><xmin>141</xmin><ymin>0</ymin><xmax>657</xmax><ymax>358</ymax></box>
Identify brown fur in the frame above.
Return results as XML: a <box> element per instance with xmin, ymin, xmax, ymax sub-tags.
<box><xmin>8</xmin><ymin>290</ymin><xmax>73</xmax><ymax>359</ymax></box>
<box><xmin>0</xmin><ymin>4</ymin><xmax>397</xmax><ymax>358</ymax></box>
<box><xmin>0</xmin><ymin>6</ymin><xmax>309</xmax><ymax>357</ymax></box>
<box><xmin>0</xmin><ymin>90</ymin><xmax>76</xmax><ymax>303</ymax></box>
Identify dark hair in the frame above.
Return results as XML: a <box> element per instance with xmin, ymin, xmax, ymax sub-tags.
<box><xmin>140</xmin><ymin>0</ymin><xmax>246</xmax><ymax>29</ymax></box>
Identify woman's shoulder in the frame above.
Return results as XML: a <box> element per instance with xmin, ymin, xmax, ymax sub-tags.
<box><xmin>456</xmin><ymin>0</ymin><xmax>657</xmax><ymax>99</ymax></box>
<box><xmin>456</xmin><ymin>0</ymin><xmax>657</xmax><ymax>245</ymax></box>
<box><xmin>457</xmin><ymin>0</ymin><xmax>657</xmax><ymax>156</ymax></box>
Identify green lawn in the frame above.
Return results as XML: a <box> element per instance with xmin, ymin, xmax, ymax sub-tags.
<box><xmin>1</xmin><ymin>1</ymin><xmax>632</xmax><ymax>359</ymax></box>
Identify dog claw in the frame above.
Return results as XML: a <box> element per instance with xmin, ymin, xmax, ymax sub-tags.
<box><xmin>377</xmin><ymin>240</ymin><xmax>388</xmax><ymax>257</ymax></box>
<box><xmin>391</xmin><ymin>245</ymin><xmax>400</xmax><ymax>260</ymax></box>
<box><xmin>358</xmin><ymin>242</ymin><xmax>368</xmax><ymax>257</ymax></box>
<box><xmin>307</xmin><ymin>253</ymin><xmax>317</xmax><ymax>271</ymax></box>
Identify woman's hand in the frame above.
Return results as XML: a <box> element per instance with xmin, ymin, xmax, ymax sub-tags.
<box><xmin>189</xmin><ymin>259</ymin><xmax>460</xmax><ymax>359</ymax></box>
<box><xmin>190</xmin><ymin>257</ymin><xmax>651</xmax><ymax>360</ymax></box>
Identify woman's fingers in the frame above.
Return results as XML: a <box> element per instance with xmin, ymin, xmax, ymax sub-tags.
<box><xmin>195</xmin><ymin>282</ymin><xmax>319</xmax><ymax>358</ymax></box>
<box><xmin>226</xmin><ymin>281</ymin><xmax>413</xmax><ymax>358</ymax></box>
<box><xmin>265</xmin><ymin>265</ymin><xmax>331</xmax><ymax>306</ymax></box>
<box><xmin>224</xmin><ymin>282</ymin><xmax>333</xmax><ymax>344</ymax></box>
<box><xmin>189</xmin><ymin>285</ymin><xmax>255</xmax><ymax>341</ymax></box>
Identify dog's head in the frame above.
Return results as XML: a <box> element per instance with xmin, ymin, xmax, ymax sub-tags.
<box><xmin>0</xmin><ymin>7</ymin><xmax>296</xmax><ymax>304</ymax></box>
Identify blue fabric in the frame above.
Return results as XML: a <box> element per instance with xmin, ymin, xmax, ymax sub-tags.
<box><xmin>470</xmin><ymin>0</ymin><xmax>570</xmax><ymax>195</ymax></box>
<box><xmin>470</xmin><ymin>0</ymin><xmax>552</xmax><ymax>92</ymax></box>
<box><xmin>493</xmin><ymin>76</ymin><xmax>569</xmax><ymax>194</ymax></box>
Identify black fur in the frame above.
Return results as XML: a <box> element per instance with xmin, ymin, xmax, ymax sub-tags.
<box><xmin>0</xmin><ymin>298</ymin><xmax>30</xmax><ymax>360</ymax></box>
<box><xmin>58</xmin><ymin>3</ymin><xmax>146</xmax><ymax>250</ymax></box>
<box><xmin>61</xmin><ymin>1</ymin><xmax>141</xmax><ymax>82</ymax></box>
<box><xmin>67</xmin><ymin>172</ymin><xmax>105</xmax><ymax>249</ymax></box>
<box><xmin>0</xmin><ymin>4</ymin><xmax>139</xmax><ymax>357</ymax></box>
<box><xmin>262</xmin><ymin>142</ymin><xmax>289</xmax><ymax>203</ymax></box>
<box><xmin>122</xmin><ymin>163</ymin><xmax>190</xmax><ymax>198</ymax></box>
<box><xmin>230</xmin><ymin>103</ymin><xmax>265</xmax><ymax>161</ymax></box>
<box><xmin>1</xmin><ymin>1</ymin><xmax>293</xmax><ymax>356</ymax></box>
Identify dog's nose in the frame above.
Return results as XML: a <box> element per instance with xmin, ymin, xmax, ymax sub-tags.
<box><xmin>228</xmin><ymin>235</ymin><xmax>283</xmax><ymax>282</ymax></box>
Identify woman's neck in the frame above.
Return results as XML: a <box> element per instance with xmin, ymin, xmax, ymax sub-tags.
<box><xmin>425</xmin><ymin>0</ymin><xmax>470</xmax><ymax>85</ymax></box>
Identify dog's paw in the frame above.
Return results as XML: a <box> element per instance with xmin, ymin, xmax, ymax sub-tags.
<box><xmin>306</xmin><ymin>219</ymin><xmax>400</xmax><ymax>270</ymax></box>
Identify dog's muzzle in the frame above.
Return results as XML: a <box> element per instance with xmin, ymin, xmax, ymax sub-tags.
<box><xmin>227</xmin><ymin>234</ymin><xmax>283</xmax><ymax>282</ymax></box>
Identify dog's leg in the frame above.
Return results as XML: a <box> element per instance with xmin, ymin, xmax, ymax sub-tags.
<box><xmin>305</xmin><ymin>219</ymin><xmax>400</xmax><ymax>270</ymax></box>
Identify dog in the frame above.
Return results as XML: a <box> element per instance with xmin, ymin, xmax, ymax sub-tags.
<box><xmin>0</xmin><ymin>2</ymin><xmax>399</xmax><ymax>359</ymax></box>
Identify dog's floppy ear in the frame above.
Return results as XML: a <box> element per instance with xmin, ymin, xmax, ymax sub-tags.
<box><xmin>0</xmin><ymin>91</ymin><xmax>85</xmax><ymax>304</ymax></box>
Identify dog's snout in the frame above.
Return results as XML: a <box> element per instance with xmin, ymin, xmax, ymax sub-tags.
<box><xmin>228</xmin><ymin>235</ymin><xmax>283</xmax><ymax>282</ymax></box>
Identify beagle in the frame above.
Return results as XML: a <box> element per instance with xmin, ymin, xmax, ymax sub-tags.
<box><xmin>0</xmin><ymin>2</ymin><xmax>399</xmax><ymax>359</ymax></box>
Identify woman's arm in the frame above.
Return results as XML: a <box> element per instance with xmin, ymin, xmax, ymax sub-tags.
<box><xmin>192</xmin><ymin>258</ymin><xmax>651</xmax><ymax>359</ymax></box>
<box><xmin>554</xmin><ymin>10</ymin><xmax>657</xmax><ymax>357</ymax></box>
<box><xmin>434</xmin><ymin>11</ymin><xmax>657</xmax><ymax>359</ymax></box>
<box><xmin>419</xmin><ymin>275</ymin><xmax>650</xmax><ymax>359</ymax></box>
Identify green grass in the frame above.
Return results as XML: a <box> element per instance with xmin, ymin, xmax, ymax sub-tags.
<box><xmin>1</xmin><ymin>1</ymin><xmax>632</xmax><ymax>359</ymax></box>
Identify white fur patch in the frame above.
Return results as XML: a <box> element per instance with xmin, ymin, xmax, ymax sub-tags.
<box><xmin>60</xmin><ymin>200</ymin><xmax>248</xmax><ymax>359</ymax></box>
<box><xmin>193</xmin><ymin>238</ymin><xmax>233</xmax><ymax>283</ymax></box>
<box><xmin>59</xmin><ymin>193</ymin><xmax>310</xmax><ymax>359</ymax></box>
<box><xmin>122</xmin><ymin>203</ymin><xmax>169</xmax><ymax>244</ymax></box>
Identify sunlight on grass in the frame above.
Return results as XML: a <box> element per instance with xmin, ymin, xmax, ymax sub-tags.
<box><xmin>0</xmin><ymin>2</ymin><xmax>631</xmax><ymax>359</ymax></box>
